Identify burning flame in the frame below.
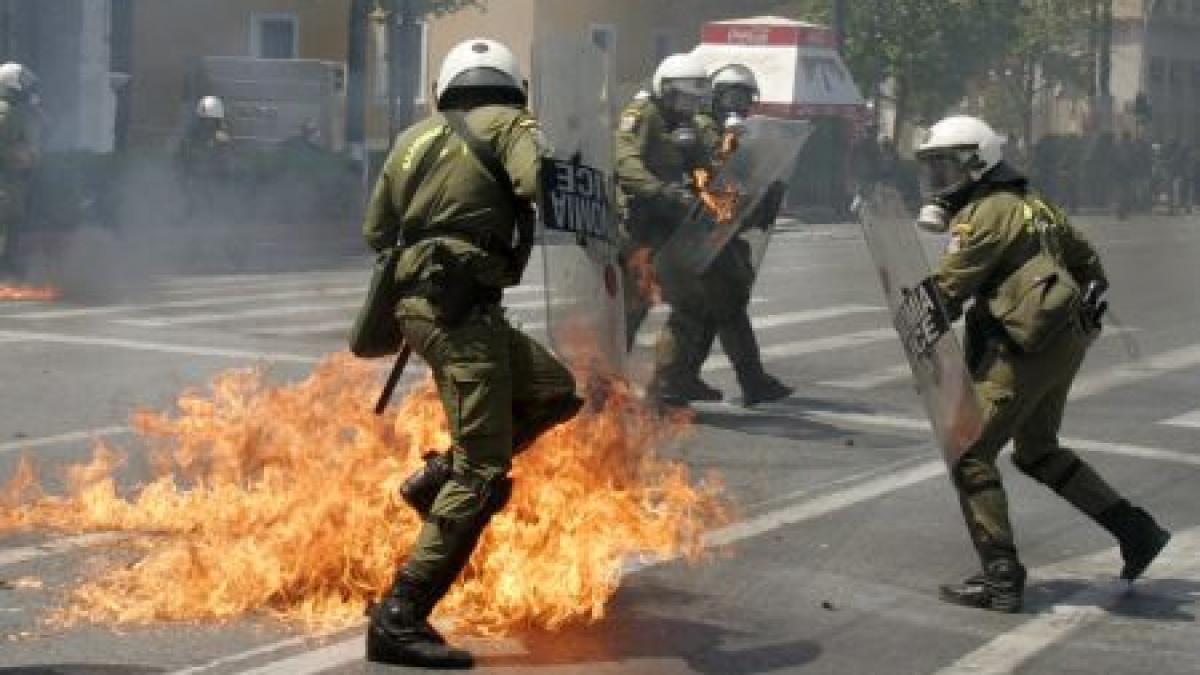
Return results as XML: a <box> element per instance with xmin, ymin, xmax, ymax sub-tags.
<box><xmin>627</xmin><ymin>247</ymin><xmax>661</xmax><ymax>306</ymax></box>
<box><xmin>0</xmin><ymin>354</ymin><xmax>729</xmax><ymax>634</ymax></box>
<box><xmin>0</xmin><ymin>285</ymin><xmax>60</xmax><ymax>302</ymax></box>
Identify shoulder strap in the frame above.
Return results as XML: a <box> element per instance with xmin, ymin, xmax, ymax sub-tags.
<box><xmin>400</xmin><ymin>122</ymin><xmax>453</xmax><ymax>216</ymax></box>
<box><xmin>442</xmin><ymin>110</ymin><xmax>520</xmax><ymax>208</ymax></box>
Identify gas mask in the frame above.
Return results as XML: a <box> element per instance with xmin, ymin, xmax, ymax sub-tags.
<box><xmin>715</xmin><ymin>86</ymin><xmax>755</xmax><ymax>135</ymax></box>
<box><xmin>916</xmin><ymin>149</ymin><xmax>979</xmax><ymax>233</ymax></box>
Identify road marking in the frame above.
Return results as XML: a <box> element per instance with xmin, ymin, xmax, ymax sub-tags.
<box><xmin>115</xmin><ymin>302</ymin><xmax>359</xmax><ymax>328</ymax></box>
<box><xmin>804</xmin><ymin>410</ymin><xmax>1200</xmax><ymax>468</ymax></box>
<box><xmin>0</xmin><ymin>426</ymin><xmax>132</xmax><ymax>457</ymax></box>
<box><xmin>191</xmin><ymin>452</ymin><xmax>949</xmax><ymax>675</ymax></box>
<box><xmin>934</xmin><ymin>527</ymin><xmax>1200</xmax><ymax>675</ymax></box>
<box><xmin>1071</xmin><ymin>343</ymin><xmax>1200</xmax><ymax>400</ymax></box>
<box><xmin>0</xmin><ymin>330</ymin><xmax>319</xmax><ymax>364</ymax></box>
<box><xmin>0</xmin><ymin>533</ymin><xmax>125</xmax><ymax>568</ymax></box>
<box><xmin>820</xmin><ymin>363</ymin><xmax>911</xmax><ymax>390</ymax></box>
<box><xmin>1160</xmin><ymin>408</ymin><xmax>1200</xmax><ymax>429</ymax></box>
<box><xmin>253</xmin><ymin>320</ymin><xmax>350</xmax><ymax>337</ymax></box>
<box><xmin>0</xmin><ymin>287</ymin><xmax>364</xmax><ymax>320</ymax></box>
<box><xmin>632</xmin><ymin>305</ymin><xmax>885</xmax><ymax>348</ymax></box>
<box><xmin>819</xmin><ymin>327</ymin><xmax>1140</xmax><ymax>392</ymax></box>
<box><xmin>702</xmin><ymin>328</ymin><xmax>894</xmax><ymax>373</ymax></box>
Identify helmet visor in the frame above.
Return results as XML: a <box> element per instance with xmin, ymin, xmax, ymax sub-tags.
<box><xmin>715</xmin><ymin>86</ymin><xmax>755</xmax><ymax>118</ymax></box>
<box><xmin>663</xmin><ymin>78</ymin><xmax>712</xmax><ymax>115</ymax></box>
<box><xmin>918</xmin><ymin>151</ymin><xmax>973</xmax><ymax>199</ymax></box>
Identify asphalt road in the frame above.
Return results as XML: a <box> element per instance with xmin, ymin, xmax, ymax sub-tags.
<box><xmin>1</xmin><ymin>213</ymin><xmax>1198</xmax><ymax>674</ymax></box>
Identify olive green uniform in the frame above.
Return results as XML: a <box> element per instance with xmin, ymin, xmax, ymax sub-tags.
<box><xmin>363</xmin><ymin>105</ymin><xmax>578</xmax><ymax>587</ymax></box>
<box><xmin>613</xmin><ymin>96</ymin><xmax>712</xmax><ymax>389</ymax></box>
<box><xmin>933</xmin><ymin>187</ymin><xmax>1122</xmax><ymax>566</ymax></box>
<box><xmin>685</xmin><ymin>112</ymin><xmax>777</xmax><ymax>395</ymax></box>
<box><xmin>176</xmin><ymin>119</ymin><xmax>232</xmax><ymax>221</ymax></box>
<box><xmin>0</xmin><ymin>98</ymin><xmax>38</xmax><ymax>266</ymax></box>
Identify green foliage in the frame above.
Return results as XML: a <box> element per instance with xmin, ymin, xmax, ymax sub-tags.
<box><xmin>771</xmin><ymin>0</ymin><xmax>1099</xmax><ymax>141</ymax></box>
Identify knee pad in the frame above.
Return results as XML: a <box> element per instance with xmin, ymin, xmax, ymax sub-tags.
<box><xmin>951</xmin><ymin>457</ymin><xmax>1004</xmax><ymax>496</ymax></box>
<box><xmin>1012</xmin><ymin>450</ymin><xmax>1083</xmax><ymax>493</ymax></box>
<box><xmin>399</xmin><ymin>451</ymin><xmax>453</xmax><ymax>517</ymax></box>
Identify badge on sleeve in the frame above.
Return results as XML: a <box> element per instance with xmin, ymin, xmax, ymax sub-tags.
<box><xmin>620</xmin><ymin>112</ymin><xmax>640</xmax><ymax>133</ymax></box>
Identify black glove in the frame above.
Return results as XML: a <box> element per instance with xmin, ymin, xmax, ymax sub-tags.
<box><xmin>1080</xmin><ymin>279</ymin><xmax>1109</xmax><ymax>334</ymax></box>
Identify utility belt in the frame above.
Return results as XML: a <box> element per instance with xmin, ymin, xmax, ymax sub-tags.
<box><xmin>397</xmin><ymin>228</ymin><xmax>507</xmax><ymax>325</ymax></box>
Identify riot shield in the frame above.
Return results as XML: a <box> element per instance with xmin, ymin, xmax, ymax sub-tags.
<box><xmin>534</xmin><ymin>39</ymin><xmax>625</xmax><ymax>378</ymax></box>
<box><xmin>656</xmin><ymin>116</ymin><xmax>812</xmax><ymax>293</ymax></box>
<box><xmin>858</xmin><ymin>185</ymin><xmax>983</xmax><ymax>466</ymax></box>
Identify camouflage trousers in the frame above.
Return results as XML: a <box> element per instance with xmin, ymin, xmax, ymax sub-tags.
<box><xmin>954</xmin><ymin>318</ymin><xmax>1122</xmax><ymax>564</ymax></box>
<box><xmin>0</xmin><ymin>181</ymin><xmax>27</xmax><ymax>264</ymax></box>
<box><xmin>395</xmin><ymin>300</ymin><xmax>578</xmax><ymax>584</ymax></box>
<box><xmin>654</xmin><ymin>242</ymin><xmax>761</xmax><ymax>387</ymax></box>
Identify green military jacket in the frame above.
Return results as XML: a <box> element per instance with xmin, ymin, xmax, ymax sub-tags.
<box><xmin>934</xmin><ymin>187</ymin><xmax>1107</xmax><ymax>325</ymax></box>
<box><xmin>614</xmin><ymin>97</ymin><xmax>710</xmax><ymax>246</ymax></box>
<box><xmin>363</xmin><ymin>104</ymin><xmax>543</xmax><ymax>293</ymax></box>
<box><xmin>0</xmin><ymin>99</ymin><xmax>39</xmax><ymax>180</ymax></box>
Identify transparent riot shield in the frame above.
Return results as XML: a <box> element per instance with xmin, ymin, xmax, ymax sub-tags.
<box><xmin>656</xmin><ymin>116</ymin><xmax>812</xmax><ymax>293</ymax></box>
<box><xmin>534</xmin><ymin>38</ymin><xmax>625</xmax><ymax>378</ymax></box>
<box><xmin>858</xmin><ymin>185</ymin><xmax>983</xmax><ymax>466</ymax></box>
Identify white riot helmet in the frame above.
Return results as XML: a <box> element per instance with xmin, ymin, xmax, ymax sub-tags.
<box><xmin>915</xmin><ymin>115</ymin><xmax>1006</xmax><ymax>232</ymax></box>
<box><xmin>651</xmin><ymin>53</ymin><xmax>711</xmax><ymax>119</ymax></box>
<box><xmin>196</xmin><ymin>95</ymin><xmax>226</xmax><ymax>120</ymax></box>
<box><xmin>0</xmin><ymin>62</ymin><xmax>38</xmax><ymax>101</ymax></box>
<box><xmin>434</xmin><ymin>38</ymin><xmax>526</xmax><ymax>109</ymax></box>
<box><xmin>710</xmin><ymin>63</ymin><xmax>760</xmax><ymax>132</ymax></box>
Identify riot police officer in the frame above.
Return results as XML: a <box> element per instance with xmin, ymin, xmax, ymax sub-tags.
<box><xmin>361</xmin><ymin>38</ymin><xmax>582</xmax><ymax>668</ymax></box>
<box><xmin>916</xmin><ymin>115</ymin><xmax>1170</xmax><ymax>613</ymax></box>
<box><xmin>613</xmin><ymin>52</ymin><xmax>717</xmax><ymax>408</ymax></box>
<box><xmin>176</xmin><ymin>95</ymin><xmax>232</xmax><ymax>221</ymax></box>
<box><xmin>682</xmin><ymin>63</ymin><xmax>793</xmax><ymax>406</ymax></box>
<box><xmin>0</xmin><ymin>62</ymin><xmax>40</xmax><ymax>277</ymax></box>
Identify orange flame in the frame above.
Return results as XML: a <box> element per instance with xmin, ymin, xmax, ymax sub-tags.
<box><xmin>0</xmin><ymin>285</ymin><xmax>60</xmax><ymax>301</ymax></box>
<box><xmin>0</xmin><ymin>354</ymin><xmax>729</xmax><ymax>634</ymax></box>
<box><xmin>627</xmin><ymin>247</ymin><xmax>661</xmax><ymax>306</ymax></box>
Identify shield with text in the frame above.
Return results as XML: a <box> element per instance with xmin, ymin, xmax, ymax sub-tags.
<box><xmin>534</xmin><ymin>38</ymin><xmax>624</xmax><ymax>378</ymax></box>
<box><xmin>858</xmin><ymin>185</ymin><xmax>983</xmax><ymax>466</ymax></box>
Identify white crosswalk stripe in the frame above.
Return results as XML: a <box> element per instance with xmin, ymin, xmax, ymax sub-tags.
<box><xmin>115</xmin><ymin>301</ymin><xmax>361</xmax><ymax>328</ymax></box>
<box><xmin>1160</xmin><ymin>408</ymin><xmax>1200</xmax><ymax>428</ymax></box>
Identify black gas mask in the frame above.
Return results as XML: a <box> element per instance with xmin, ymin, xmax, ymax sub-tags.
<box><xmin>714</xmin><ymin>85</ymin><xmax>756</xmax><ymax>135</ymax></box>
<box><xmin>916</xmin><ymin>148</ymin><xmax>984</xmax><ymax>233</ymax></box>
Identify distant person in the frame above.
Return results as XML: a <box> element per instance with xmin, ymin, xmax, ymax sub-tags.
<box><xmin>0</xmin><ymin>62</ymin><xmax>41</xmax><ymax>277</ymax></box>
<box><xmin>176</xmin><ymin>95</ymin><xmax>233</xmax><ymax>222</ymax></box>
<box><xmin>281</xmin><ymin>119</ymin><xmax>322</xmax><ymax>153</ymax></box>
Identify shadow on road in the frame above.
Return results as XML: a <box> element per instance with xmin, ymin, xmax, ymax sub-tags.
<box><xmin>696</xmin><ymin>396</ymin><xmax>919</xmax><ymax>450</ymax></box>
<box><xmin>1025</xmin><ymin>577</ymin><xmax>1199</xmax><ymax>622</ymax></box>
<box><xmin>482</xmin><ymin>583</ymin><xmax>822</xmax><ymax>674</ymax></box>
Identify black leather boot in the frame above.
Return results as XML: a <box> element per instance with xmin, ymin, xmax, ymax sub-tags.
<box><xmin>739</xmin><ymin>372</ymin><xmax>794</xmax><ymax>407</ymax></box>
<box><xmin>366</xmin><ymin>573</ymin><xmax>473</xmax><ymax>669</ymax></box>
<box><xmin>675</xmin><ymin>376</ymin><xmax>723</xmax><ymax>402</ymax></box>
<box><xmin>1096</xmin><ymin>500</ymin><xmax>1172</xmax><ymax>581</ymax></box>
<box><xmin>939</xmin><ymin>558</ymin><xmax>1026</xmax><ymax>613</ymax></box>
<box><xmin>399</xmin><ymin>451</ymin><xmax>453</xmax><ymax>517</ymax></box>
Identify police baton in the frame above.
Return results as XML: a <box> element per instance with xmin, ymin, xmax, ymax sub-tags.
<box><xmin>374</xmin><ymin>342</ymin><xmax>413</xmax><ymax>415</ymax></box>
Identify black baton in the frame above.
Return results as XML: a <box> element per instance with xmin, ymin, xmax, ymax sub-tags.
<box><xmin>374</xmin><ymin>342</ymin><xmax>413</xmax><ymax>415</ymax></box>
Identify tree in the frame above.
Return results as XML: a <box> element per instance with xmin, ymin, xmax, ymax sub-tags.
<box><xmin>971</xmin><ymin>0</ymin><xmax>1097</xmax><ymax>145</ymax></box>
<box><xmin>772</xmin><ymin>0</ymin><xmax>1016</xmax><ymax>140</ymax></box>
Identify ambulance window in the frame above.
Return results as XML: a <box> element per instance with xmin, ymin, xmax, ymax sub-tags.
<box><xmin>251</xmin><ymin>13</ymin><xmax>298</xmax><ymax>60</ymax></box>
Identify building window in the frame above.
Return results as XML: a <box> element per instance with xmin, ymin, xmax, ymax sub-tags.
<box><xmin>251</xmin><ymin>13</ymin><xmax>298</xmax><ymax>59</ymax></box>
<box><xmin>591</xmin><ymin>24</ymin><xmax>616</xmax><ymax>53</ymax></box>
<box><xmin>1170</xmin><ymin>60</ymin><xmax>1184</xmax><ymax>89</ymax></box>
<box><xmin>1150</xmin><ymin>57</ymin><xmax>1165</xmax><ymax>85</ymax></box>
